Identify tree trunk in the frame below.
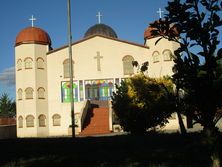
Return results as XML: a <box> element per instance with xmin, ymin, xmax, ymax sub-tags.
<box><xmin>177</xmin><ymin>111</ymin><xmax>187</xmax><ymax>135</ymax></box>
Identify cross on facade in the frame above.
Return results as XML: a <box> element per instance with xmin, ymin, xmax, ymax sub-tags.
<box><xmin>29</xmin><ymin>15</ymin><xmax>36</xmax><ymax>27</ymax></box>
<box><xmin>157</xmin><ymin>8</ymin><xmax>164</xmax><ymax>19</ymax></box>
<box><xmin>96</xmin><ymin>12</ymin><xmax>102</xmax><ymax>24</ymax></box>
<box><xmin>94</xmin><ymin>51</ymin><xmax>103</xmax><ymax>71</ymax></box>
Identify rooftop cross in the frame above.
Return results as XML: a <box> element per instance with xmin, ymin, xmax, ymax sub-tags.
<box><xmin>29</xmin><ymin>15</ymin><xmax>36</xmax><ymax>27</ymax></box>
<box><xmin>96</xmin><ymin>12</ymin><xmax>102</xmax><ymax>24</ymax></box>
<box><xmin>157</xmin><ymin>8</ymin><xmax>164</xmax><ymax>19</ymax></box>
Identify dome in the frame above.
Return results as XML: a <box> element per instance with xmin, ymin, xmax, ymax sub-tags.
<box><xmin>144</xmin><ymin>21</ymin><xmax>179</xmax><ymax>39</ymax></box>
<box><xmin>84</xmin><ymin>24</ymin><xmax>118</xmax><ymax>38</ymax></box>
<box><xmin>15</xmin><ymin>27</ymin><xmax>52</xmax><ymax>46</ymax></box>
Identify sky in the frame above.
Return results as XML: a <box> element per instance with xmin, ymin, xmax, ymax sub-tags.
<box><xmin>0</xmin><ymin>0</ymin><xmax>169</xmax><ymax>99</ymax></box>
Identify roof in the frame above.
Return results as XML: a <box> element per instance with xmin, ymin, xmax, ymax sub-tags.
<box><xmin>15</xmin><ymin>27</ymin><xmax>52</xmax><ymax>47</ymax></box>
<box><xmin>84</xmin><ymin>24</ymin><xmax>118</xmax><ymax>39</ymax></box>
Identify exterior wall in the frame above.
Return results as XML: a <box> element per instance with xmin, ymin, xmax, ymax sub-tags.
<box><xmin>145</xmin><ymin>37</ymin><xmax>179</xmax><ymax>78</ymax></box>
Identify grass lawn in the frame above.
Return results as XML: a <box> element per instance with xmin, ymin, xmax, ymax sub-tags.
<box><xmin>0</xmin><ymin>133</ymin><xmax>221</xmax><ymax>167</ymax></box>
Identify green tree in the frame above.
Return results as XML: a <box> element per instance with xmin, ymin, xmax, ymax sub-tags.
<box><xmin>149</xmin><ymin>0</ymin><xmax>222</xmax><ymax>166</ymax></box>
<box><xmin>0</xmin><ymin>93</ymin><xmax>16</xmax><ymax>117</ymax></box>
<box><xmin>111</xmin><ymin>74</ymin><xmax>175</xmax><ymax>134</ymax></box>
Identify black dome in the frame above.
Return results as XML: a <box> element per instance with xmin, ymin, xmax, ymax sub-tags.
<box><xmin>84</xmin><ymin>24</ymin><xmax>118</xmax><ymax>38</ymax></box>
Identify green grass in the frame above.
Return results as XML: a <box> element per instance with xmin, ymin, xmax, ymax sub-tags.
<box><xmin>0</xmin><ymin>133</ymin><xmax>221</xmax><ymax>167</ymax></box>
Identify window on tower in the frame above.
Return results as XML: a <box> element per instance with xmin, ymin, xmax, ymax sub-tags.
<box><xmin>163</xmin><ymin>49</ymin><xmax>173</xmax><ymax>61</ymax></box>
<box><xmin>38</xmin><ymin>87</ymin><xmax>45</xmax><ymax>99</ymax></box>
<box><xmin>17</xmin><ymin>59</ymin><xmax>22</xmax><ymax>71</ymax></box>
<box><xmin>37</xmin><ymin>57</ymin><xmax>44</xmax><ymax>69</ymax></box>
<box><xmin>122</xmin><ymin>55</ymin><xmax>134</xmax><ymax>75</ymax></box>
<box><xmin>18</xmin><ymin>116</ymin><xmax>23</xmax><ymax>128</ymax></box>
<box><xmin>25</xmin><ymin>87</ymin><xmax>34</xmax><ymax>99</ymax></box>
<box><xmin>38</xmin><ymin>114</ymin><xmax>46</xmax><ymax>127</ymax></box>
<box><xmin>26</xmin><ymin>115</ymin><xmax>35</xmax><ymax>127</ymax></box>
<box><xmin>24</xmin><ymin>58</ymin><xmax>33</xmax><ymax>69</ymax></box>
<box><xmin>17</xmin><ymin>89</ymin><xmax>23</xmax><ymax>100</ymax></box>
<box><xmin>63</xmin><ymin>59</ymin><xmax>74</xmax><ymax>78</ymax></box>
<box><xmin>52</xmin><ymin>114</ymin><xmax>61</xmax><ymax>126</ymax></box>
<box><xmin>152</xmin><ymin>51</ymin><xmax>160</xmax><ymax>63</ymax></box>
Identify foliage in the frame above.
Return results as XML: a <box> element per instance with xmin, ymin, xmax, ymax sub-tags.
<box><xmin>150</xmin><ymin>0</ymin><xmax>222</xmax><ymax>131</ymax></box>
<box><xmin>0</xmin><ymin>93</ymin><xmax>16</xmax><ymax>117</ymax></box>
<box><xmin>111</xmin><ymin>74</ymin><xmax>175</xmax><ymax>134</ymax></box>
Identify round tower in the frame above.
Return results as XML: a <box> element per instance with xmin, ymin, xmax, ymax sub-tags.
<box><xmin>15</xmin><ymin>26</ymin><xmax>51</xmax><ymax>137</ymax></box>
<box><xmin>144</xmin><ymin>21</ymin><xmax>180</xmax><ymax>77</ymax></box>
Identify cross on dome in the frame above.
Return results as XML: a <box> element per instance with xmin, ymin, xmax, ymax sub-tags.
<box><xmin>157</xmin><ymin>8</ymin><xmax>164</xmax><ymax>19</ymax></box>
<box><xmin>96</xmin><ymin>12</ymin><xmax>102</xmax><ymax>24</ymax></box>
<box><xmin>29</xmin><ymin>15</ymin><xmax>36</xmax><ymax>27</ymax></box>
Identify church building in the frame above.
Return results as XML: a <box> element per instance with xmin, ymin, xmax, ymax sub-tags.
<box><xmin>15</xmin><ymin>14</ymin><xmax>180</xmax><ymax>137</ymax></box>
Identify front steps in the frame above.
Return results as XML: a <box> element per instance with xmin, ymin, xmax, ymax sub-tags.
<box><xmin>79</xmin><ymin>107</ymin><xmax>110</xmax><ymax>136</ymax></box>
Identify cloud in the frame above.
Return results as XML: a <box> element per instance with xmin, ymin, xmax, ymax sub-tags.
<box><xmin>0</xmin><ymin>67</ymin><xmax>15</xmax><ymax>87</ymax></box>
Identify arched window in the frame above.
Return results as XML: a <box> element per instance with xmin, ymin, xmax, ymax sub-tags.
<box><xmin>37</xmin><ymin>87</ymin><xmax>45</xmax><ymax>99</ymax></box>
<box><xmin>52</xmin><ymin>114</ymin><xmax>61</xmax><ymax>126</ymax></box>
<box><xmin>25</xmin><ymin>87</ymin><xmax>34</xmax><ymax>99</ymax></box>
<box><xmin>17</xmin><ymin>59</ymin><xmax>22</xmax><ymax>71</ymax></box>
<box><xmin>63</xmin><ymin>59</ymin><xmax>74</xmax><ymax>78</ymax></box>
<box><xmin>18</xmin><ymin>116</ymin><xmax>23</xmax><ymax>128</ymax></box>
<box><xmin>24</xmin><ymin>58</ymin><xmax>33</xmax><ymax>69</ymax></box>
<box><xmin>122</xmin><ymin>55</ymin><xmax>134</xmax><ymax>75</ymax></box>
<box><xmin>163</xmin><ymin>49</ymin><xmax>173</xmax><ymax>61</ymax></box>
<box><xmin>37</xmin><ymin>57</ymin><xmax>44</xmax><ymax>69</ymax></box>
<box><xmin>26</xmin><ymin>115</ymin><xmax>35</xmax><ymax>127</ymax></box>
<box><xmin>38</xmin><ymin>114</ymin><xmax>46</xmax><ymax>127</ymax></box>
<box><xmin>17</xmin><ymin>89</ymin><xmax>23</xmax><ymax>100</ymax></box>
<box><xmin>152</xmin><ymin>51</ymin><xmax>160</xmax><ymax>63</ymax></box>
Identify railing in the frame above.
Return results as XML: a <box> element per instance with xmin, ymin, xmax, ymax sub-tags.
<box><xmin>78</xmin><ymin>100</ymin><xmax>90</xmax><ymax>132</ymax></box>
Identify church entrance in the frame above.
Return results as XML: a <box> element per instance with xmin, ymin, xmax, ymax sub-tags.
<box><xmin>85</xmin><ymin>79</ymin><xmax>113</xmax><ymax>101</ymax></box>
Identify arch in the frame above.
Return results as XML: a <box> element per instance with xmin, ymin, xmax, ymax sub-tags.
<box><xmin>26</xmin><ymin>115</ymin><xmax>35</xmax><ymax>127</ymax></box>
<box><xmin>38</xmin><ymin>114</ymin><xmax>46</xmax><ymax>127</ymax></box>
<box><xmin>24</xmin><ymin>57</ymin><xmax>33</xmax><ymax>69</ymax></box>
<box><xmin>63</xmin><ymin>59</ymin><xmax>74</xmax><ymax>78</ymax></box>
<box><xmin>37</xmin><ymin>87</ymin><xmax>45</xmax><ymax>99</ymax></box>
<box><xmin>122</xmin><ymin>55</ymin><xmax>134</xmax><ymax>75</ymax></box>
<box><xmin>36</xmin><ymin>57</ymin><xmax>44</xmax><ymax>69</ymax></box>
<box><xmin>17</xmin><ymin>59</ymin><xmax>22</xmax><ymax>71</ymax></box>
<box><xmin>25</xmin><ymin>87</ymin><xmax>34</xmax><ymax>99</ymax></box>
<box><xmin>18</xmin><ymin>116</ymin><xmax>23</xmax><ymax>128</ymax></box>
<box><xmin>52</xmin><ymin>114</ymin><xmax>61</xmax><ymax>126</ymax></box>
<box><xmin>162</xmin><ymin>49</ymin><xmax>173</xmax><ymax>61</ymax></box>
<box><xmin>17</xmin><ymin>88</ymin><xmax>23</xmax><ymax>100</ymax></box>
<box><xmin>152</xmin><ymin>51</ymin><xmax>160</xmax><ymax>63</ymax></box>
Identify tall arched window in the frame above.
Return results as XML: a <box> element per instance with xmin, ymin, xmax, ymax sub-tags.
<box><xmin>37</xmin><ymin>87</ymin><xmax>45</xmax><ymax>99</ymax></box>
<box><xmin>52</xmin><ymin>114</ymin><xmax>61</xmax><ymax>126</ymax></box>
<box><xmin>24</xmin><ymin>58</ymin><xmax>33</xmax><ymax>69</ymax></box>
<box><xmin>163</xmin><ymin>49</ymin><xmax>173</xmax><ymax>61</ymax></box>
<box><xmin>122</xmin><ymin>55</ymin><xmax>134</xmax><ymax>75</ymax></box>
<box><xmin>26</xmin><ymin>115</ymin><xmax>35</xmax><ymax>127</ymax></box>
<box><xmin>25</xmin><ymin>87</ymin><xmax>34</xmax><ymax>99</ymax></box>
<box><xmin>63</xmin><ymin>59</ymin><xmax>74</xmax><ymax>78</ymax></box>
<box><xmin>152</xmin><ymin>51</ymin><xmax>160</xmax><ymax>63</ymax></box>
<box><xmin>37</xmin><ymin>57</ymin><xmax>44</xmax><ymax>69</ymax></box>
<box><xmin>18</xmin><ymin>116</ymin><xmax>23</xmax><ymax>128</ymax></box>
<box><xmin>17</xmin><ymin>59</ymin><xmax>22</xmax><ymax>71</ymax></box>
<box><xmin>17</xmin><ymin>89</ymin><xmax>23</xmax><ymax>100</ymax></box>
<box><xmin>38</xmin><ymin>114</ymin><xmax>46</xmax><ymax>127</ymax></box>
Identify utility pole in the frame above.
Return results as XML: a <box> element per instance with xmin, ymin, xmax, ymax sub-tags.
<box><xmin>67</xmin><ymin>0</ymin><xmax>75</xmax><ymax>138</ymax></box>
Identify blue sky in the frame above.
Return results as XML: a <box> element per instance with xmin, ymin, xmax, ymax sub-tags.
<box><xmin>0</xmin><ymin>0</ymin><xmax>169</xmax><ymax>99</ymax></box>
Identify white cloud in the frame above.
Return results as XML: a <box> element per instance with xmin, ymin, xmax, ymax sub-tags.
<box><xmin>0</xmin><ymin>67</ymin><xmax>15</xmax><ymax>87</ymax></box>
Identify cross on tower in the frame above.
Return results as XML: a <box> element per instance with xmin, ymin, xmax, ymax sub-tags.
<box><xmin>157</xmin><ymin>8</ymin><xmax>164</xmax><ymax>19</ymax></box>
<box><xmin>29</xmin><ymin>15</ymin><xmax>36</xmax><ymax>27</ymax></box>
<box><xmin>94</xmin><ymin>51</ymin><xmax>103</xmax><ymax>71</ymax></box>
<box><xmin>96</xmin><ymin>12</ymin><xmax>102</xmax><ymax>24</ymax></box>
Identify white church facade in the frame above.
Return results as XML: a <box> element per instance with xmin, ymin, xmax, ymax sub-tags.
<box><xmin>15</xmin><ymin>17</ymin><xmax>188</xmax><ymax>137</ymax></box>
